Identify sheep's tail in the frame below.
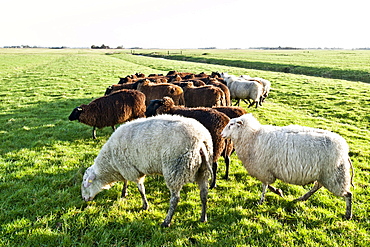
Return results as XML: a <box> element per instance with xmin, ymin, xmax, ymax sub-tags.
<box><xmin>348</xmin><ymin>157</ymin><xmax>355</xmax><ymax>188</ymax></box>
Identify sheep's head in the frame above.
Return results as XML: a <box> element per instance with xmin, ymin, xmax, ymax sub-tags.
<box><xmin>222</xmin><ymin>114</ymin><xmax>261</xmax><ymax>140</ymax></box>
<box><xmin>68</xmin><ymin>106</ymin><xmax>83</xmax><ymax>121</ymax></box>
<box><xmin>145</xmin><ymin>99</ymin><xmax>164</xmax><ymax>117</ymax></box>
<box><xmin>221</xmin><ymin>117</ymin><xmax>244</xmax><ymax>139</ymax></box>
<box><xmin>81</xmin><ymin>166</ymin><xmax>101</xmax><ymax>201</ymax></box>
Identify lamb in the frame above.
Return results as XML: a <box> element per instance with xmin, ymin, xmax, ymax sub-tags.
<box><xmin>136</xmin><ymin>79</ymin><xmax>185</xmax><ymax>106</ymax></box>
<box><xmin>222</xmin><ymin>74</ymin><xmax>263</xmax><ymax>108</ymax></box>
<box><xmin>69</xmin><ymin>89</ymin><xmax>146</xmax><ymax>139</ymax></box>
<box><xmin>81</xmin><ymin>114</ymin><xmax>214</xmax><ymax>227</ymax></box>
<box><xmin>221</xmin><ymin>113</ymin><xmax>354</xmax><ymax>219</ymax></box>
<box><xmin>145</xmin><ymin>97</ymin><xmax>230</xmax><ymax>189</ymax></box>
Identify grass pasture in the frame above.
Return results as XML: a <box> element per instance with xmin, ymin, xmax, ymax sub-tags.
<box><xmin>0</xmin><ymin>49</ymin><xmax>369</xmax><ymax>246</ymax></box>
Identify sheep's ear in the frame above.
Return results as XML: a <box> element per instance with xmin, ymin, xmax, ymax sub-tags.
<box><xmin>84</xmin><ymin>170</ymin><xmax>96</xmax><ymax>188</ymax></box>
<box><xmin>236</xmin><ymin>120</ymin><xmax>244</xmax><ymax>126</ymax></box>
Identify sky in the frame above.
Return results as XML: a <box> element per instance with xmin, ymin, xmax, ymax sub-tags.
<box><xmin>1</xmin><ymin>0</ymin><xmax>369</xmax><ymax>49</ymax></box>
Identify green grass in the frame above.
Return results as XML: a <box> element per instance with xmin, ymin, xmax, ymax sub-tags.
<box><xmin>1</xmin><ymin>48</ymin><xmax>369</xmax><ymax>246</ymax></box>
<box><xmin>134</xmin><ymin>49</ymin><xmax>370</xmax><ymax>83</ymax></box>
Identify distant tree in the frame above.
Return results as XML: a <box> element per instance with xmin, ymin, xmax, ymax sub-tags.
<box><xmin>91</xmin><ymin>44</ymin><xmax>111</xmax><ymax>49</ymax></box>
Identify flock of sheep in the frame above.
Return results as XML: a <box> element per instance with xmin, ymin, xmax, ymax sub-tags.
<box><xmin>70</xmin><ymin>71</ymin><xmax>353</xmax><ymax>227</ymax></box>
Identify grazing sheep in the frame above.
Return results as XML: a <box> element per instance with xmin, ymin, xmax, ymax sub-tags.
<box><xmin>81</xmin><ymin>114</ymin><xmax>214</xmax><ymax>227</ymax></box>
<box><xmin>69</xmin><ymin>89</ymin><xmax>146</xmax><ymax>139</ymax></box>
<box><xmin>137</xmin><ymin>79</ymin><xmax>185</xmax><ymax>106</ymax></box>
<box><xmin>222</xmin><ymin>74</ymin><xmax>263</xmax><ymax>108</ymax></box>
<box><xmin>145</xmin><ymin>97</ymin><xmax>230</xmax><ymax>189</ymax></box>
<box><xmin>221</xmin><ymin>113</ymin><xmax>353</xmax><ymax>219</ymax></box>
<box><xmin>212</xmin><ymin>106</ymin><xmax>247</xmax><ymax>179</ymax></box>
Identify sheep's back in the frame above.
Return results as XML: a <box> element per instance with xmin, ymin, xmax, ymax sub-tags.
<box><xmin>79</xmin><ymin>90</ymin><xmax>145</xmax><ymax>128</ymax></box>
<box><xmin>169</xmin><ymin>108</ymin><xmax>229</xmax><ymax>162</ymax></box>
<box><xmin>228</xmin><ymin>80</ymin><xmax>262</xmax><ymax>100</ymax></box>
<box><xmin>236</xmin><ymin>126</ymin><xmax>349</xmax><ymax>185</ymax></box>
<box><xmin>97</xmin><ymin>115</ymin><xmax>213</xmax><ymax>182</ymax></box>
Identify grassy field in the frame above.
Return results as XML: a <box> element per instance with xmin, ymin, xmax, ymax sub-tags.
<box><xmin>134</xmin><ymin>49</ymin><xmax>370</xmax><ymax>83</ymax></box>
<box><xmin>0</xmin><ymin>48</ymin><xmax>369</xmax><ymax>246</ymax></box>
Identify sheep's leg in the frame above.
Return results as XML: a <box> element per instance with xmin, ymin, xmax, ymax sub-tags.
<box><xmin>259</xmin><ymin>97</ymin><xmax>263</xmax><ymax>106</ymax></box>
<box><xmin>162</xmin><ymin>190</ymin><xmax>181</xmax><ymax>227</ymax></box>
<box><xmin>295</xmin><ymin>181</ymin><xmax>322</xmax><ymax>201</ymax></box>
<box><xmin>243</xmin><ymin>99</ymin><xmax>252</xmax><ymax>106</ymax></box>
<box><xmin>233</xmin><ymin>99</ymin><xmax>240</xmax><ymax>106</ymax></box>
<box><xmin>258</xmin><ymin>183</ymin><xmax>268</xmax><ymax>205</ymax></box>
<box><xmin>210</xmin><ymin>162</ymin><xmax>218</xmax><ymax>189</ymax></box>
<box><xmin>121</xmin><ymin>179</ymin><xmax>128</xmax><ymax>198</ymax></box>
<box><xmin>112</xmin><ymin>125</ymin><xmax>116</xmax><ymax>132</ymax></box>
<box><xmin>223</xmin><ymin>155</ymin><xmax>230</xmax><ymax>179</ymax></box>
<box><xmin>197</xmin><ymin>179</ymin><xmax>208</xmax><ymax>223</ymax></box>
<box><xmin>268</xmin><ymin>185</ymin><xmax>284</xmax><ymax>197</ymax></box>
<box><xmin>92</xmin><ymin>127</ymin><xmax>97</xmax><ymax>139</ymax></box>
<box><xmin>137</xmin><ymin>180</ymin><xmax>149</xmax><ymax>210</ymax></box>
<box><xmin>344</xmin><ymin>191</ymin><xmax>352</xmax><ymax>220</ymax></box>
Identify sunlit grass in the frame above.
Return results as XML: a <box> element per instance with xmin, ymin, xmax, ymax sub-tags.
<box><xmin>0</xmin><ymin>48</ymin><xmax>369</xmax><ymax>246</ymax></box>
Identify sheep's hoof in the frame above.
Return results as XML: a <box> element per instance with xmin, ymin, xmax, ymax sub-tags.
<box><xmin>161</xmin><ymin>222</ymin><xmax>170</xmax><ymax>227</ymax></box>
<box><xmin>344</xmin><ymin>212</ymin><xmax>353</xmax><ymax>220</ymax></box>
<box><xmin>276</xmin><ymin>189</ymin><xmax>284</xmax><ymax>198</ymax></box>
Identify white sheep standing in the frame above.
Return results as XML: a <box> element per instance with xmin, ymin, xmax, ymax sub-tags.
<box><xmin>221</xmin><ymin>73</ymin><xmax>263</xmax><ymax>108</ymax></box>
<box><xmin>240</xmin><ymin>75</ymin><xmax>271</xmax><ymax>102</ymax></box>
<box><xmin>221</xmin><ymin>114</ymin><xmax>353</xmax><ymax>219</ymax></box>
<box><xmin>81</xmin><ymin>114</ymin><xmax>214</xmax><ymax>227</ymax></box>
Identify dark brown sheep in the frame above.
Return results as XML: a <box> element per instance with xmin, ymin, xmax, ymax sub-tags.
<box><xmin>145</xmin><ymin>96</ymin><xmax>230</xmax><ymax>189</ymax></box>
<box><xmin>137</xmin><ymin>79</ymin><xmax>185</xmax><ymax>106</ymax></box>
<box><xmin>212</xmin><ymin>106</ymin><xmax>248</xmax><ymax>180</ymax></box>
<box><xmin>180</xmin><ymin>83</ymin><xmax>227</xmax><ymax>107</ymax></box>
<box><xmin>105</xmin><ymin>82</ymin><xmax>139</xmax><ymax>95</ymax></box>
<box><xmin>204</xmin><ymin>77</ymin><xmax>231</xmax><ymax>106</ymax></box>
<box><xmin>69</xmin><ymin>89</ymin><xmax>146</xmax><ymax>139</ymax></box>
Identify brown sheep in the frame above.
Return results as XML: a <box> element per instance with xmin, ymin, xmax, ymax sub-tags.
<box><xmin>145</xmin><ymin>96</ymin><xmax>230</xmax><ymax>189</ymax></box>
<box><xmin>136</xmin><ymin>79</ymin><xmax>185</xmax><ymax>106</ymax></box>
<box><xmin>180</xmin><ymin>83</ymin><xmax>227</xmax><ymax>107</ymax></box>
<box><xmin>68</xmin><ymin>89</ymin><xmax>146</xmax><ymax>139</ymax></box>
<box><xmin>204</xmin><ymin>77</ymin><xmax>231</xmax><ymax>106</ymax></box>
<box><xmin>212</xmin><ymin>106</ymin><xmax>247</xmax><ymax>180</ymax></box>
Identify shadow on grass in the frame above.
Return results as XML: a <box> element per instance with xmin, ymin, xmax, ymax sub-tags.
<box><xmin>0</xmin><ymin>97</ymin><xmax>121</xmax><ymax>155</ymax></box>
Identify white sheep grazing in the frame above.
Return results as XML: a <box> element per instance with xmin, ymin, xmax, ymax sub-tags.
<box><xmin>81</xmin><ymin>114</ymin><xmax>214</xmax><ymax>227</ymax></box>
<box><xmin>221</xmin><ymin>114</ymin><xmax>353</xmax><ymax>219</ymax></box>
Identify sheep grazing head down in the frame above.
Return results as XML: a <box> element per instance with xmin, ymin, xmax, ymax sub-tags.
<box><xmin>81</xmin><ymin>167</ymin><xmax>110</xmax><ymax>201</ymax></box>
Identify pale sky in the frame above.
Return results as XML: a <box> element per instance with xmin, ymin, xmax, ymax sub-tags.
<box><xmin>1</xmin><ymin>0</ymin><xmax>368</xmax><ymax>49</ymax></box>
